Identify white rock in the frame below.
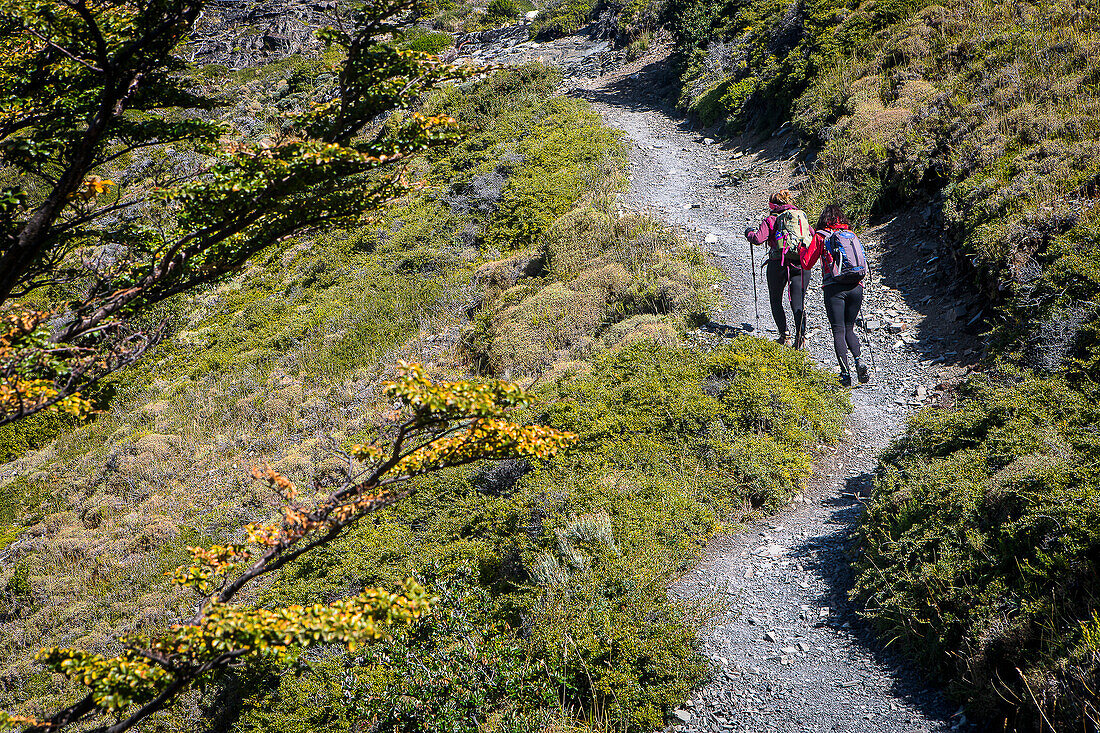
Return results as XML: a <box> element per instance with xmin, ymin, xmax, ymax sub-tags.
<box><xmin>754</xmin><ymin>542</ymin><xmax>786</xmax><ymax>558</ymax></box>
<box><xmin>525</xmin><ymin>10</ymin><xmax>539</xmax><ymax>20</ymax></box>
<box><xmin>704</xmin><ymin>233</ymin><xmax>719</xmax><ymax>244</ymax></box>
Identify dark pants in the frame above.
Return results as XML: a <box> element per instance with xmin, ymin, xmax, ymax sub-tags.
<box><xmin>765</xmin><ymin>259</ymin><xmax>806</xmax><ymax>342</ymax></box>
<box><xmin>823</xmin><ymin>282</ymin><xmax>864</xmax><ymax>374</ymax></box>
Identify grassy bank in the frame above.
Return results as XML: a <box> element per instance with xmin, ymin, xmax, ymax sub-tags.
<box><xmin>855</xmin><ymin>372</ymin><xmax>1100</xmax><ymax>729</ymax></box>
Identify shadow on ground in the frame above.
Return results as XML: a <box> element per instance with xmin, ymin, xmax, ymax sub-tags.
<box><xmin>872</xmin><ymin>210</ymin><xmax>983</xmax><ymax>370</ymax></box>
<box><xmin>793</xmin><ymin>471</ymin><xmax>957</xmax><ymax>727</ymax></box>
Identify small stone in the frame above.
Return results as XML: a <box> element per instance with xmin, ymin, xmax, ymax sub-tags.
<box><xmin>763</xmin><ymin>631</ymin><xmax>778</xmax><ymax>643</ymax></box>
<box><xmin>673</xmin><ymin>709</ymin><xmax>692</xmax><ymax>723</ymax></box>
<box><xmin>704</xmin><ymin>233</ymin><xmax>719</xmax><ymax>244</ymax></box>
<box><xmin>703</xmin><ymin>137</ymin><xmax>715</xmax><ymax>145</ymax></box>
<box><xmin>781</xmin><ymin>646</ymin><xmax>798</xmax><ymax>654</ymax></box>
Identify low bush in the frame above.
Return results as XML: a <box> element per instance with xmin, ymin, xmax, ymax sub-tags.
<box><xmin>213</xmin><ymin>339</ymin><xmax>846</xmax><ymax>733</ymax></box>
<box><xmin>531</xmin><ymin>0</ymin><xmax>600</xmax><ymax>39</ymax></box>
<box><xmin>486</xmin><ymin>0</ymin><xmax>521</xmax><ymax>22</ymax></box>
<box><xmin>464</xmin><ymin>206</ymin><xmax>717</xmax><ymax>377</ymax></box>
<box><xmin>617</xmin><ymin>0</ymin><xmax>664</xmax><ymax>40</ymax></box>
<box><xmin>0</xmin><ymin>412</ymin><xmax>72</xmax><ymax>465</ymax></box>
<box><xmin>854</xmin><ymin>372</ymin><xmax>1100</xmax><ymax>729</ymax></box>
<box><xmin>397</xmin><ymin>26</ymin><xmax>456</xmax><ymax>54</ymax></box>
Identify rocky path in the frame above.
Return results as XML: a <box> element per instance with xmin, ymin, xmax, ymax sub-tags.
<box><xmin>570</xmin><ymin>51</ymin><xmax>981</xmax><ymax>733</ymax></box>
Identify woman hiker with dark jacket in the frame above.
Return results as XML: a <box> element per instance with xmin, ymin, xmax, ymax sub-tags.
<box><xmin>745</xmin><ymin>190</ymin><xmax>810</xmax><ymax>349</ymax></box>
<box><xmin>800</xmin><ymin>204</ymin><xmax>870</xmax><ymax>386</ymax></box>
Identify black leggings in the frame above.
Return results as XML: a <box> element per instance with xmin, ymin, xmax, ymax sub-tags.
<box><xmin>823</xmin><ymin>282</ymin><xmax>864</xmax><ymax>374</ymax></box>
<box><xmin>765</xmin><ymin>259</ymin><xmax>806</xmax><ymax>341</ymax></box>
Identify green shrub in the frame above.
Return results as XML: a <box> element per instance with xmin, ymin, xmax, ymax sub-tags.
<box><xmin>484</xmin><ymin>97</ymin><xmax>622</xmax><ymax>251</ymax></box>
<box><xmin>0</xmin><ymin>411</ymin><xmax>72</xmax><ymax>464</ymax></box>
<box><xmin>232</xmin><ymin>339</ymin><xmax>845</xmax><ymax>733</ymax></box>
<box><xmin>618</xmin><ymin>0</ymin><xmax>664</xmax><ymax>40</ymax></box>
<box><xmin>855</xmin><ymin>371</ymin><xmax>1100</xmax><ymax>729</ymax></box>
<box><xmin>397</xmin><ymin>27</ymin><xmax>455</xmax><ymax>54</ymax></box>
<box><xmin>486</xmin><ymin>0</ymin><xmax>521</xmax><ymax>21</ymax></box>
<box><xmin>531</xmin><ymin>0</ymin><xmax>600</xmax><ymax>39</ymax></box>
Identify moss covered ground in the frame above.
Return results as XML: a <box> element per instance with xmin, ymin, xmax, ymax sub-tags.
<box><xmin>0</xmin><ymin>59</ymin><xmax>847</xmax><ymax>731</ymax></box>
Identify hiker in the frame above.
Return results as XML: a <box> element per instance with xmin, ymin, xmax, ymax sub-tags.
<box><xmin>745</xmin><ymin>190</ymin><xmax>813</xmax><ymax>348</ymax></box>
<box><xmin>800</xmin><ymin>204</ymin><xmax>870</xmax><ymax>386</ymax></box>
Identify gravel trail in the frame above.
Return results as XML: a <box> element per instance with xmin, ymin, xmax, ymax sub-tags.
<box><xmin>571</xmin><ymin>50</ymin><xmax>982</xmax><ymax>733</ymax></box>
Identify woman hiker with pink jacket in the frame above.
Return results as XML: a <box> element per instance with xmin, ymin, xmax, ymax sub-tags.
<box><xmin>745</xmin><ymin>190</ymin><xmax>809</xmax><ymax>349</ymax></box>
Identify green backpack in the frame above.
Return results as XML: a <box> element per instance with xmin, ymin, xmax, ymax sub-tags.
<box><xmin>775</xmin><ymin>208</ymin><xmax>813</xmax><ymax>248</ymax></box>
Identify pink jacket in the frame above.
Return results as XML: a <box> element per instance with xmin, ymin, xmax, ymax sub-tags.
<box><xmin>746</xmin><ymin>203</ymin><xmax>799</xmax><ymax>250</ymax></box>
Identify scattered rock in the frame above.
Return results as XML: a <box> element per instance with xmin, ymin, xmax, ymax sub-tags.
<box><xmin>754</xmin><ymin>542</ymin><xmax>786</xmax><ymax>558</ymax></box>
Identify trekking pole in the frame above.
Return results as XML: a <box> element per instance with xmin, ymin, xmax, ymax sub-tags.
<box><xmin>859</xmin><ymin>273</ymin><xmax>877</xmax><ymax>375</ymax></box>
<box><xmin>749</xmin><ymin>237</ymin><xmax>760</xmax><ymax>329</ymax></box>
<box><xmin>800</xmin><ymin>267</ymin><xmax>810</xmax><ymax>350</ymax></box>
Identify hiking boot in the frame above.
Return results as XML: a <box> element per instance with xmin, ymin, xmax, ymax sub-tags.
<box><xmin>839</xmin><ymin>372</ymin><xmax>852</xmax><ymax>387</ymax></box>
<box><xmin>776</xmin><ymin>333</ymin><xmax>793</xmax><ymax>347</ymax></box>
<box><xmin>793</xmin><ymin>334</ymin><xmax>807</xmax><ymax>350</ymax></box>
<box><xmin>856</xmin><ymin>360</ymin><xmax>870</xmax><ymax>383</ymax></box>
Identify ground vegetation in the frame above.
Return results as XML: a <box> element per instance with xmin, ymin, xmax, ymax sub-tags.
<box><xmin>0</xmin><ymin>48</ymin><xmax>848</xmax><ymax>733</ymax></box>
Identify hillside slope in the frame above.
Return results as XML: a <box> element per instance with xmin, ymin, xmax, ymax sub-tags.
<box><xmin>668</xmin><ymin>0</ymin><xmax>1100</xmax><ymax>728</ymax></box>
<box><xmin>0</xmin><ymin>54</ymin><xmax>847</xmax><ymax>730</ymax></box>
